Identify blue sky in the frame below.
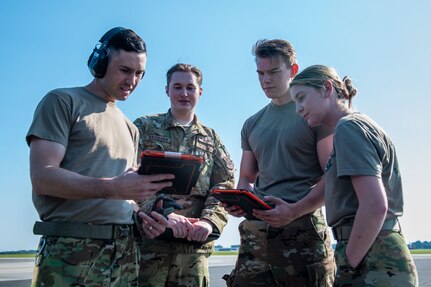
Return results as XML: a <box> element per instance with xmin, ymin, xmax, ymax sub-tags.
<box><xmin>1</xmin><ymin>1</ymin><xmax>430</xmax><ymax>251</ymax></box>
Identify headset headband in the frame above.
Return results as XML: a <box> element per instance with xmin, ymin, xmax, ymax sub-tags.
<box><xmin>99</xmin><ymin>26</ymin><xmax>127</xmax><ymax>47</ymax></box>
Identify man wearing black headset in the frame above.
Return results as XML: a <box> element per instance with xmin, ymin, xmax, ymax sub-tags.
<box><xmin>26</xmin><ymin>27</ymin><xmax>174</xmax><ymax>286</ymax></box>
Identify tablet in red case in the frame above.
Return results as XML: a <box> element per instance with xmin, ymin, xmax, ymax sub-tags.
<box><xmin>138</xmin><ymin>150</ymin><xmax>203</xmax><ymax>195</ymax></box>
<box><xmin>211</xmin><ymin>189</ymin><xmax>273</xmax><ymax>219</ymax></box>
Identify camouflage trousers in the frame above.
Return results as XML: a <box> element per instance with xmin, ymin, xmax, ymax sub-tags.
<box><xmin>32</xmin><ymin>236</ymin><xmax>139</xmax><ymax>287</ymax></box>
<box><xmin>334</xmin><ymin>231</ymin><xmax>418</xmax><ymax>287</ymax></box>
<box><xmin>138</xmin><ymin>238</ymin><xmax>211</xmax><ymax>287</ymax></box>
<box><xmin>225</xmin><ymin>209</ymin><xmax>335</xmax><ymax>287</ymax></box>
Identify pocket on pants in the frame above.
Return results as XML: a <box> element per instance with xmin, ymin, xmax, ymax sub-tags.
<box><xmin>334</xmin><ymin>242</ymin><xmax>364</xmax><ymax>286</ymax></box>
<box><xmin>306</xmin><ymin>256</ymin><xmax>335</xmax><ymax>287</ymax></box>
<box><xmin>45</xmin><ymin>237</ymin><xmax>111</xmax><ymax>284</ymax></box>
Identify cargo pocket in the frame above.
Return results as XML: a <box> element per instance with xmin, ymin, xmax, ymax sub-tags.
<box><xmin>52</xmin><ymin>237</ymin><xmax>113</xmax><ymax>284</ymax></box>
<box><xmin>334</xmin><ymin>242</ymin><xmax>366</xmax><ymax>286</ymax></box>
<box><xmin>306</xmin><ymin>257</ymin><xmax>336</xmax><ymax>287</ymax></box>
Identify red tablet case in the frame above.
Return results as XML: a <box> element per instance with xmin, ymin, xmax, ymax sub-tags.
<box><xmin>211</xmin><ymin>189</ymin><xmax>273</xmax><ymax>219</ymax></box>
<box><xmin>138</xmin><ymin>150</ymin><xmax>203</xmax><ymax>195</ymax></box>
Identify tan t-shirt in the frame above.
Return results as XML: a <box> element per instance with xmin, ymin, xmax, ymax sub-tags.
<box><xmin>325</xmin><ymin>112</ymin><xmax>404</xmax><ymax>226</ymax></box>
<box><xmin>26</xmin><ymin>87</ymin><xmax>138</xmax><ymax>224</ymax></box>
<box><xmin>241</xmin><ymin>101</ymin><xmax>332</xmax><ymax>202</ymax></box>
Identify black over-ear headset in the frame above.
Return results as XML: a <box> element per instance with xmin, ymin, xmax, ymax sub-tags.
<box><xmin>87</xmin><ymin>27</ymin><xmax>127</xmax><ymax>78</ymax></box>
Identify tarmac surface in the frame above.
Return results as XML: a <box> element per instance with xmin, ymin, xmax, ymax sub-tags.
<box><xmin>1</xmin><ymin>254</ymin><xmax>430</xmax><ymax>286</ymax></box>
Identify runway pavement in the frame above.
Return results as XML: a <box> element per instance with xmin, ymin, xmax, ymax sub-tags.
<box><xmin>1</xmin><ymin>254</ymin><xmax>430</xmax><ymax>286</ymax></box>
<box><xmin>0</xmin><ymin>255</ymin><xmax>237</xmax><ymax>287</ymax></box>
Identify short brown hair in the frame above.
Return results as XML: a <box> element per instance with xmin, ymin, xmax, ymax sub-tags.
<box><xmin>166</xmin><ymin>63</ymin><xmax>203</xmax><ymax>86</ymax></box>
<box><xmin>252</xmin><ymin>39</ymin><xmax>297</xmax><ymax>68</ymax></box>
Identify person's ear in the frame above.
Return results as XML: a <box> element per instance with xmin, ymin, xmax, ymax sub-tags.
<box><xmin>199</xmin><ymin>87</ymin><xmax>203</xmax><ymax>96</ymax></box>
<box><xmin>323</xmin><ymin>80</ymin><xmax>333</xmax><ymax>97</ymax></box>
<box><xmin>165</xmin><ymin>86</ymin><xmax>169</xmax><ymax>96</ymax></box>
<box><xmin>291</xmin><ymin>64</ymin><xmax>299</xmax><ymax>77</ymax></box>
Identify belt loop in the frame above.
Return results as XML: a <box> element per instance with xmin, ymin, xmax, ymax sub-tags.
<box><xmin>395</xmin><ymin>217</ymin><xmax>402</xmax><ymax>233</ymax></box>
<box><xmin>116</xmin><ymin>225</ymin><xmax>131</xmax><ymax>238</ymax></box>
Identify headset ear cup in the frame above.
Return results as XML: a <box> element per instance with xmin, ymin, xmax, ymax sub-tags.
<box><xmin>88</xmin><ymin>27</ymin><xmax>127</xmax><ymax>78</ymax></box>
<box><xmin>87</xmin><ymin>48</ymin><xmax>99</xmax><ymax>77</ymax></box>
<box><xmin>95</xmin><ymin>47</ymin><xmax>109</xmax><ymax>78</ymax></box>
<box><xmin>88</xmin><ymin>45</ymin><xmax>109</xmax><ymax>78</ymax></box>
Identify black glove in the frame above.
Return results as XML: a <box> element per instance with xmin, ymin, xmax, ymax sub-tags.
<box><xmin>134</xmin><ymin>194</ymin><xmax>183</xmax><ymax>240</ymax></box>
<box><xmin>138</xmin><ymin>193</ymin><xmax>182</xmax><ymax>219</ymax></box>
<box><xmin>151</xmin><ymin>194</ymin><xmax>183</xmax><ymax>218</ymax></box>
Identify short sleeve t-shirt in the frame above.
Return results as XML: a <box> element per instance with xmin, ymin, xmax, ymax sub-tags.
<box><xmin>241</xmin><ymin>101</ymin><xmax>332</xmax><ymax>202</ymax></box>
<box><xmin>325</xmin><ymin>112</ymin><xmax>404</xmax><ymax>226</ymax></box>
<box><xmin>26</xmin><ymin>87</ymin><xmax>139</xmax><ymax>224</ymax></box>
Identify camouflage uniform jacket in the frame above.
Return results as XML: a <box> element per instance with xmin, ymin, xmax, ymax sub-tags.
<box><xmin>134</xmin><ymin>110</ymin><xmax>235</xmax><ymax>252</ymax></box>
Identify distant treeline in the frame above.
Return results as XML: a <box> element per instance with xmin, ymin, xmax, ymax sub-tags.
<box><xmin>0</xmin><ymin>250</ymin><xmax>36</xmax><ymax>254</ymax></box>
<box><xmin>408</xmin><ymin>241</ymin><xmax>431</xmax><ymax>249</ymax></box>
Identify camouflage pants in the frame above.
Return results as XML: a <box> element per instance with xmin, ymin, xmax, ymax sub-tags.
<box><xmin>138</xmin><ymin>239</ymin><xmax>210</xmax><ymax>287</ymax></box>
<box><xmin>32</xmin><ymin>236</ymin><xmax>139</xmax><ymax>287</ymax></box>
<box><xmin>334</xmin><ymin>231</ymin><xmax>418</xmax><ymax>287</ymax></box>
<box><xmin>225</xmin><ymin>209</ymin><xmax>335</xmax><ymax>287</ymax></box>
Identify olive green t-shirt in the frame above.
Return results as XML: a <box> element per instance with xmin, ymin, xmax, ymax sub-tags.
<box><xmin>26</xmin><ymin>87</ymin><xmax>138</xmax><ymax>224</ymax></box>
<box><xmin>241</xmin><ymin>101</ymin><xmax>332</xmax><ymax>202</ymax></box>
<box><xmin>325</xmin><ymin>112</ymin><xmax>403</xmax><ymax>226</ymax></box>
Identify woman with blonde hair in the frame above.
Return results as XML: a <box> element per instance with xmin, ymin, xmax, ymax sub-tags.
<box><xmin>290</xmin><ymin>65</ymin><xmax>418</xmax><ymax>286</ymax></box>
